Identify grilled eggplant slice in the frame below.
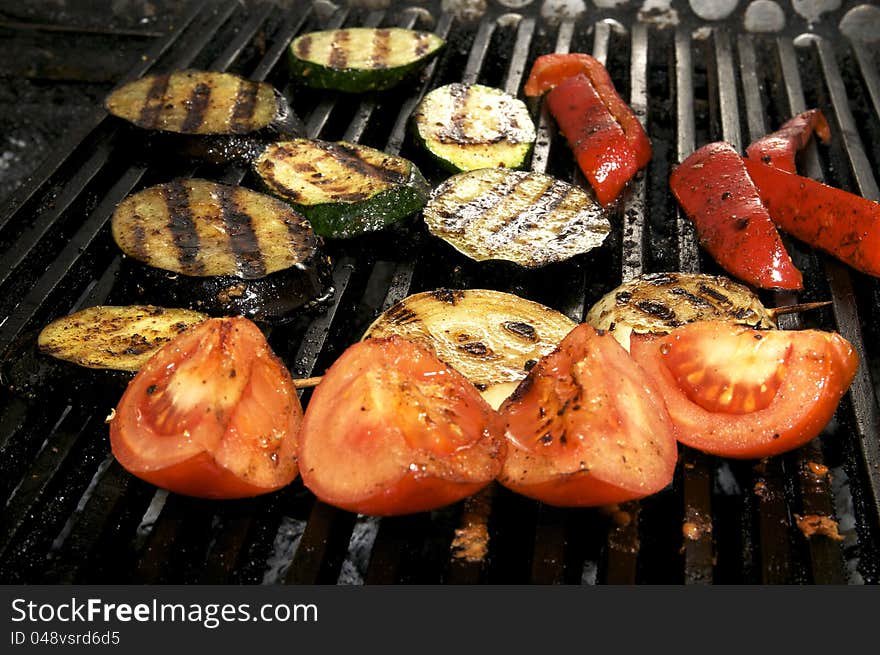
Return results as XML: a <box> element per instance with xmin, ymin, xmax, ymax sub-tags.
<box><xmin>254</xmin><ymin>139</ymin><xmax>429</xmax><ymax>238</ymax></box>
<box><xmin>423</xmin><ymin>168</ymin><xmax>610</xmax><ymax>268</ymax></box>
<box><xmin>112</xmin><ymin>179</ymin><xmax>333</xmax><ymax>322</ymax></box>
<box><xmin>289</xmin><ymin>27</ymin><xmax>445</xmax><ymax>92</ymax></box>
<box><xmin>585</xmin><ymin>272</ymin><xmax>777</xmax><ymax>351</ymax></box>
<box><xmin>105</xmin><ymin>70</ymin><xmax>303</xmax><ymax>163</ymax></box>
<box><xmin>412</xmin><ymin>83</ymin><xmax>536</xmax><ymax>171</ymax></box>
<box><xmin>363</xmin><ymin>288</ymin><xmax>577</xmax><ymax>409</ymax></box>
<box><xmin>38</xmin><ymin>305</ymin><xmax>208</xmax><ymax>372</ymax></box>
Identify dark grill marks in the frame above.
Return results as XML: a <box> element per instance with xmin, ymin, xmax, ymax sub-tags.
<box><xmin>229</xmin><ymin>80</ymin><xmax>260</xmax><ymax>134</ymax></box>
<box><xmin>447</xmin><ymin>84</ymin><xmax>474</xmax><ymax>144</ymax></box>
<box><xmin>371</xmin><ymin>29</ymin><xmax>391</xmax><ymax>70</ymax></box>
<box><xmin>180</xmin><ymin>82</ymin><xmax>212</xmax><ymax>133</ymax></box>
<box><xmin>414</xmin><ymin>31</ymin><xmax>432</xmax><ymax>57</ymax></box>
<box><xmin>329</xmin><ymin>30</ymin><xmax>350</xmax><ymax>69</ymax></box>
<box><xmin>315</xmin><ymin>141</ymin><xmax>406</xmax><ymax>186</ymax></box>
<box><xmin>635</xmin><ymin>300</ymin><xmax>676</xmax><ymax>322</ymax></box>
<box><xmin>295</xmin><ymin>34</ymin><xmax>312</xmax><ymax>59</ymax></box>
<box><xmin>136</xmin><ymin>73</ymin><xmax>171</xmax><ymax>129</ymax></box>
<box><xmin>128</xmin><ymin>213</ymin><xmax>149</xmax><ymax>263</ymax></box>
<box><xmin>217</xmin><ymin>186</ymin><xmax>266</xmax><ymax>280</ymax></box>
<box><xmin>669</xmin><ymin>286</ymin><xmax>713</xmax><ymax>308</ymax></box>
<box><xmin>163</xmin><ymin>181</ymin><xmax>204</xmax><ymax>275</ymax></box>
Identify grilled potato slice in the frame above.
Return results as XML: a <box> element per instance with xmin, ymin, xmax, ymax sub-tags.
<box><xmin>423</xmin><ymin>168</ymin><xmax>610</xmax><ymax>268</ymax></box>
<box><xmin>363</xmin><ymin>289</ymin><xmax>577</xmax><ymax>408</ymax></box>
<box><xmin>586</xmin><ymin>272</ymin><xmax>777</xmax><ymax>351</ymax></box>
<box><xmin>38</xmin><ymin>305</ymin><xmax>208</xmax><ymax>371</ymax></box>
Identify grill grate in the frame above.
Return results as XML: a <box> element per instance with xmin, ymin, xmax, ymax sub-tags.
<box><xmin>1</xmin><ymin>0</ymin><xmax>879</xmax><ymax>585</ymax></box>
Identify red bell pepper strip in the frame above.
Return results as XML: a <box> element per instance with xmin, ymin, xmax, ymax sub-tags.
<box><xmin>745</xmin><ymin>109</ymin><xmax>831</xmax><ymax>174</ymax></box>
<box><xmin>525</xmin><ymin>53</ymin><xmax>651</xmax><ymax>169</ymax></box>
<box><xmin>546</xmin><ymin>73</ymin><xmax>638</xmax><ymax>206</ymax></box>
<box><xmin>669</xmin><ymin>142</ymin><xmax>803</xmax><ymax>290</ymax></box>
<box><xmin>744</xmin><ymin>158</ymin><xmax>880</xmax><ymax>277</ymax></box>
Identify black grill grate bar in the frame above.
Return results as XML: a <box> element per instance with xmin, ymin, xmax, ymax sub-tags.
<box><xmin>675</xmin><ymin>26</ymin><xmax>714</xmax><ymax>585</ymax></box>
<box><xmin>530</xmin><ymin>18</ymin><xmax>574</xmax><ymax>175</ymax></box>
<box><xmin>851</xmin><ymin>42</ymin><xmax>880</xmax><ymax>120</ymax></box>
<box><xmin>0</xmin><ymin>0</ymin><xmax>208</xmax><ymax>232</ymax></box>
<box><xmin>769</xmin><ymin>35</ymin><xmax>848</xmax><ymax>584</ymax></box>
<box><xmin>799</xmin><ymin>36</ymin><xmax>880</xmax><ymax>527</ymax></box>
<box><xmin>503</xmin><ymin>16</ymin><xmax>536</xmax><ymax>96</ymax></box>
<box><xmin>209</xmin><ymin>2</ymin><xmax>277</xmax><ymax>72</ymax></box>
<box><xmin>251</xmin><ymin>7</ymin><xmax>314</xmax><ymax>82</ymax></box>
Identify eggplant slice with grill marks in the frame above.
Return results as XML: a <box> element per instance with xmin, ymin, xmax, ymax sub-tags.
<box><xmin>105</xmin><ymin>70</ymin><xmax>303</xmax><ymax>163</ymax></box>
<box><xmin>112</xmin><ymin>179</ymin><xmax>333</xmax><ymax>322</ymax></box>
<box><xmin>412</xmin><ymin>83</ymin><xmax>537</xmax><ymax>171</ymax></box>
<box><xmin>585</xmin><ymin>272</ymin><xmax>778</xmax><ymax>351</ymax></box>
<box><xmin>363</xmin><ymin>288</ymin><xmax>577</xmax><ymax>409</ymax></box>
<box><xmin>254</xmin><ymin>139</ymin><xmax>430</xmax><ymax>238</ymax></box>
<box><xmin>423</xmin><ymin>168</ymin><xmax>610</xmax><ymax>268</ymax></box>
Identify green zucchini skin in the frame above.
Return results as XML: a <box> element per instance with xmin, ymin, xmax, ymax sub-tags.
<box><xmin>254</xmin><ymin>139</ymin><xmax>430</xmax><ymax>239</ymax></box>
<box><xmin>412</xmin><ymin>83</ymin><xmax>536</xmax><ymax>172</ymax></box>
<box><xmin>288</xmin><ymin>27</ymin><xmax>444</xmax><ymax>93</ymax></box>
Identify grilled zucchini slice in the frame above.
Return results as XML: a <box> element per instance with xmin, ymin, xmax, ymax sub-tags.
<box><xmin>412</xmin><ymin>83</ymin><xmax>536</xmax><ymax>171</ymax></box>
<box><xmin>424</xmin><ymin>168</ymin><xmax>611</xmax><ymax>268</ymax></box>
<box><xmin>363</xmin><ymin>288</ymin><xmax>577</xmax><ymax>409</ymax></box>
<box><xmin>38</xmin><ymin>305</ymin><xmax>208</xmax><ymax>372</ymax></box>
<box><xmin>289</xmin><ymin>27</ymin><xmax>445</xmax><ymax>92</ymax></box>
<box><xmin>254</xmin><ymin>139</ymin><xmax>430</xmax><ymax>238</ymax></box>
<box><xmin>112</xmin><ymin>179</ymin><xmax>333</xmax><ymax>322</ymax></box>
<box><xmin>585</xmin><ymin>272</ymin><xmax>777</xmax><ymax>351</ymax></box>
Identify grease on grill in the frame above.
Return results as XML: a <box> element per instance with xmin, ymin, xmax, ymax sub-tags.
<box><xmin>795</xmin><ymin>514</ymin><xmax>845</xmax><ymax>541</ymax></box>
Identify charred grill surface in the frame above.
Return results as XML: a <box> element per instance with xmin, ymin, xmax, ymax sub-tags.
<box><xmin>1</xmin><ymin>0</ymin><xmax>879</xmax><ymax>585</ymax></box>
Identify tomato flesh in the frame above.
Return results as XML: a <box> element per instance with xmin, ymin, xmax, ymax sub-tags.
<box><xmin>498</xmin><ymin>324</ymin><xmax>677</xmax><ymax>507</ymax></box>
<box><xmin>630</xmin><ymin>321</ymin><xmax>858</xmax><ymax>459</ymax></box>
<box><xmin>110</xmin><ymin>317</ymin><xmax>302</xmax><ymax>499</ymax></box>
<box><xmin>298</xmin><ymin>336</ymin><xmax>505</xmax><ymax>516</ymax></box>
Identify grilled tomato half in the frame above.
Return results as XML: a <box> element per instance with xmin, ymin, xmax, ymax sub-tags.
<box><xmin>298</xmin><ymin>336</ymin><xmax>505</xmax><ymax>516</ymax></box>
<box><xmin>630</xmin><ymin>321</ymin><xmax>858</xmax><ymax>459</ymax></box>
<box><xmin>109</xmin><ymin>317</ymin><xmax>302</xmax><ymax>498</ymax></box>
<box><xmin>498</xmin><ymin>324</ymin><xmax>678</xmax><ymax>507</ymax></box>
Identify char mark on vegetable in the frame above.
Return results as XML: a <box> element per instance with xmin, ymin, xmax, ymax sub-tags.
<box><xmin>180</xmin><ymin>82</ymin><xmax>212</xmax><ymax>133</ymax></box>
<box><xmin>229</xmin><ymin>80</ymin><xmax>260</xmax><ymax>134</ymax></box>
<box><xmin>445</xmin><ymin>84</ymin><xmax>476</xmax><ymax>144</ymax></box>
<box><xmin>329</xmin><ymin>30</ymin><xmax>350</xmax><ymax>69</ymax></box>
<box><xmin>645</xmin><ymin>272</ymin><xmax>678</xmax><ymax>286</ymax></box>
<box><xmin>414</xmin><ymin>31</ymin><xmax>432</xmax><ymax>56</ymax></box>
<box><xmin>698</xmin><ymin>283</ymin><xmax>731</xmax><ymax>306</ymax></box>
<box><xmin>127</xmin><ymin>213</ymin><xmax>150</xmax><ymax>263</ymax></box>
<box><xmin>316</xmin><ymin>141</ymin><xmax>406</xmax><ymax>186</ymax></box>
<box><xmin>295</xmin><ymin>34</ymin><xmax>312</xmax><ymax>59</ymax></box>
<box><xmin>384</xmin><ymin>305</ymin><xmax>419</xmax><ymax>325</ymax></box>
<box><xmin>164</xmin><ymin>181</ymin><xmax>204</xmax><ymax>275</ymax></box>
<box><xmin>218</xmin><ymin>186</ymin><xmax>266</xmax><ymax>279</ymax></box>
<box><xmin>136</xmin><ymin>73</ymin><xmax>171</xmax><ymax>129</ymax></box>
<box><xmin>669</xmin><ymin>287</ymin><xmax>713</xmax><ymax>308</ymax></box>
<box><xmin>371</xmin><ymin>29</ymin><xmax>391</xmax><ymax>69</ymax></box>
<box><xmin>502</xmin><ymin>321</ymin><xmax>538</xmax><ymax>342</ymax></box>
<box><xmin>635</xmin><ymin>300</ymin><xmax>676</xmax><ymax>322</ymax></box>
<box><xmin>432</xmin><ymin>288</ymin><xmax>464</xmax><ymax>304</ymax></box>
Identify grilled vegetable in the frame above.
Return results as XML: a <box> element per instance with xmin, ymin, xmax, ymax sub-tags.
<box><xmin>288</xmin><ymin>27</ymin><xmax>444</xmax><ymax>93</ymax></box>
<box><xmin>585</xmin><ymin>272</ymin><xmax>777</xmax><ymax>351</ymax></box>
<box><xmin>105</xmin><ymin>70</ymin><xmax>302</xmax><ymax>163</ymax></box>
<box><xmin>423</xmin><ymin>168</ymin><xmax>610</xmax><ymax>268</ymax></box>
<box><xmin>298</xmin><ymin>335</ymin><xmax>505</xmax><ymax>516</ymax></box>
<box><xmin>37</xmin><ymin>305</ymin><xmax>208</xmax><ymax>372</ymax></box>
<box><xmin>524</xmin><ymin>53</ymin><xmax>651</xmax><ymax>205</ymax></box>
<box><xmin>498</xmin><ymin>323</ymin><xmax>677</xmax><ymax>507</ymax></box>
<box><xmin>669</xmin><ymin>141</ymin><xmax>803</xmax><ymax>290</ymax></box>
<box><xmin>112</xmin><ymin>179</ymin><xmax>333</xmax><ymax>322</ymax></box>
<box><xmin>745</xmin><ymin>109</ymin><xmax>831</xmax><ymax>174</ymax></box>
<box><xmin>363</xmin><ymin>288</ymin><xmax>577</xmax><ymax>409</ymax></box>
<box><xmin>744</xmin><ymin>158</ymin><xmax>880</xmax><ymax>278</ymax></box>
<box><xmin>110</xmin><ymin>317</ymin><xmax>302</xmax><ymax>498</ymax></box>
<box><xmin>253</xmin><ymin>139</ymin><xmax>429</xmax><ymax>238</ymax></box>
<box><xmin>411</xmin><ymin>83</ymin><xmax>536</xmax><ymax>171</ymax></box>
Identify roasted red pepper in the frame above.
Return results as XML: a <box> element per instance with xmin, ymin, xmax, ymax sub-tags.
<box><xmin>546</xmin><ymin>73</ymin><xmax>638</xmax><ymax>206</ymax></box>
<box><xmin>525</xmin><ymin>53</ymin><xmax>651</xmax><ymax>205</ymax></box>
<box><xmin>745</xmin><ymin>109</ymin><xmax>831</xmax><ymax>174</ymax></box>
<box><xmin>744</xmin><ymin>158</ymin><xmax>880</xmax><ymax>277</ymax></box>
<box><xmin>669</xmin><ymin>142</ymin><xmax>803</xmax><ymax>290</ymax></box>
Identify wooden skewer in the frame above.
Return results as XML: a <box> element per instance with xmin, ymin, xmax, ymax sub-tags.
<box><xmin>292</xmin><ymin>376</ymin><xmax>323</xmax><ymax>389</ymax></box>
<box><xmin>766</xmin><ymin>301</ymin><xmax>832</xmax><ymax>320</ymax></box>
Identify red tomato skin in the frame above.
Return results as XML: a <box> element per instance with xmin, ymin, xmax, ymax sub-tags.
<box><xmin>547</xmin><ymin>74</ymin><xmax>638</xmax><ymax>206</ymax></box>
<box><xmin>524</xmin><ymin>53</ymin><xmax>651</xmax><ymax>169</ymax></box>
<box><xmin>110</xmin><ymin>317</ymin><xmax>302</xmax><ymax>499</ymax></box>
<box><xmin>298</xmin><ymin>336</ymin><xmax>506</xmax><ymax>517</ymax></box>
<box><xmin>744</xmin><ymin>158</ymin><xmax>880</xmax><ymax>278</ymax></box>
<box><xmin>498</xmin><ymin>324</ymin><xmax>678</xmax><ymax>507</ymax></box>
<box><xmin>745</xmin><ymin>109</ymin><xmax>831</xmax><ymax>174</ymax></box>
<box><xmin>630</xmin><ymin>323</ymin><xmax>859</xmax><ymax>459</ymax></box>
<box><xmin>670</xmin><ymin>142</ymin><xmax>803</xmax><ymax>290</ymax></box>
